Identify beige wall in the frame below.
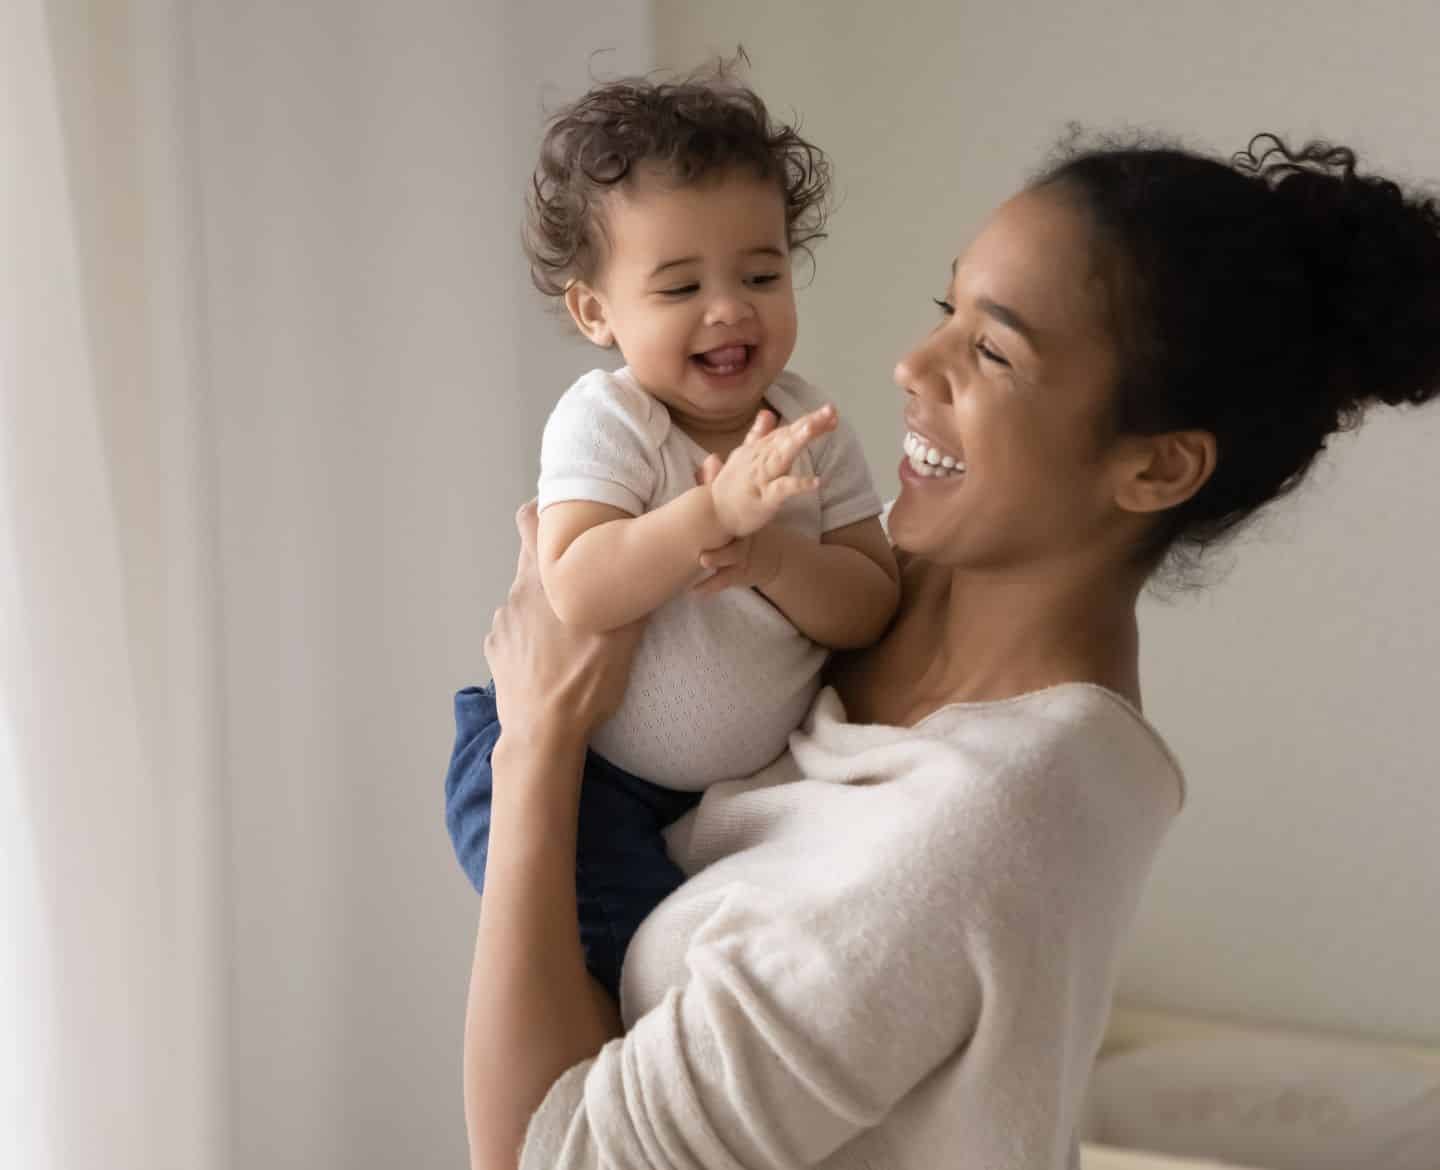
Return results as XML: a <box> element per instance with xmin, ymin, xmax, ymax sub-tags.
<box><xmin>659</xmin><ymin>1</ymin><xmax>1440</xmax><ymax>1043</ymax></box>
<box><xmin>193</xmin><ymin>4</ymin><xmax>650</xmax><ymax>1166</ymax></box>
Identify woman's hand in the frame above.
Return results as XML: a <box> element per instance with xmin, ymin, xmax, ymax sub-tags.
<box><xmin>484</xmin><ymin>500</ymin><xmax>646</xmax><ymax>749</ymax></box>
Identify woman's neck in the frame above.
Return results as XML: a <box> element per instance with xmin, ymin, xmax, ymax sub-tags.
<box><xmin>903</xmin><ymin>552</ymin><xmax>1145</xmax><ymax>709</ymax></box>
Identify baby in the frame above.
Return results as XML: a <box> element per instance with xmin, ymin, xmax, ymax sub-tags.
<box><xmin>446</xmin><ymin>66</ymin><xmax>899</xmax><ymax>1006</ymax></box>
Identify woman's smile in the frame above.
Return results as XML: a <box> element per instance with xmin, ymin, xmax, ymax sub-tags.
<box><xmin>902</xmin><ymin>430</ymin><xmax>967</xmax><ymax>479</ymax></box>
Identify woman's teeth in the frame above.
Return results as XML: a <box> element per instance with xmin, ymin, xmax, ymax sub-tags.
<box><xmin>903</xmin><ymin>431</ymin><xmax>965</xmax><ymax>478</ymax></box>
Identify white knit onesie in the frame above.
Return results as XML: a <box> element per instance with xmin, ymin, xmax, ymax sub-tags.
<box><xmin>536</xmin><ymin>366</ymin><xmax>883</xmax><ymax>789</ymax></box>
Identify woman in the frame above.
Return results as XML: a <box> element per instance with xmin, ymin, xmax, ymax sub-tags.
<box><xmin>451</xmin><ymin>135</ymin><xmax>1440</xmax><ymax>1169</ymax></box>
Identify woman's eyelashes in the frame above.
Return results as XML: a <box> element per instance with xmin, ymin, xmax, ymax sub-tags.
<box><xmin>976</xmin><ymin>341</ymin><xmax>1010</xmax><ymax>368</ymax></box>
<box><xmin>931</xmin><ymin>298</ymin><xmax>1012</xmax><ymax>369</ymax></box>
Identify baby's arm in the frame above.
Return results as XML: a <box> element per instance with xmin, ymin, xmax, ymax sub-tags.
<box><xmin>540</xmin><ymin>405</ymin><xmax>838</xmax><ymax>632</ymax></box>
<box><xmin>694</xmin><ymin>406</ymin><xmax>899</xmax><ymax>649</ymax></box>
<box><xmin>760</xmin><ymin>519</ymin><xmax>899</xmax><ymax>649</ymax></box>
<box><xmin>695</xmin><ymin>512</ymin><xmax>899</xmax><ymax>649</ymax></box>
<box><xmin>538</xmin><ymin>492</ymin><xmax>731</xmax><ymax>632</ymax></box>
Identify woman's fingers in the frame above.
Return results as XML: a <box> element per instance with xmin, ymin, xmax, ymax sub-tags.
<box><xmin>514</xmin><ymin>499</ymin><xmax>541</xmax><ymax>574</ymax></box>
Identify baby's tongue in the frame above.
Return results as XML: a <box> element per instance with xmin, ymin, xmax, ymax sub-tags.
<box><xmin>699</xmin><ymin>345</ymin><xmax>747</xmax><ymax>368</ymax></box>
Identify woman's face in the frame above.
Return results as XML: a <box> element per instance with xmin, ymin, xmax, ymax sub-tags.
<box><xmin>887</xmin><ymin>187</ymin><xmax>1132</xmax><ymax>573</ymax></box>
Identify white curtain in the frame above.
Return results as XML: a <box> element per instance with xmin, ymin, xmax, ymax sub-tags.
<box><xmin>2</xmin><ymin>1</ymin><xmax>223</xmax><ymax>1167</ymax></box>
<box><xmin>4</xmin><ymin>2</ymin><xmax>650</xmax><ymax>1166</ymax></box>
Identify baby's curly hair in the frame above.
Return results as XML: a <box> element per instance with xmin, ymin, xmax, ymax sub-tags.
<box><xmin>523</xmin><ymin>59</ymin><xmax>832</xmax><ymax>296</ymax></box>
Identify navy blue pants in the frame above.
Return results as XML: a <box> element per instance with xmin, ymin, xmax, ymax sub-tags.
<box><xmin>443</xmin><ymin>684</ymin><xmax>703</xmax><ymax>1002</ymax></box>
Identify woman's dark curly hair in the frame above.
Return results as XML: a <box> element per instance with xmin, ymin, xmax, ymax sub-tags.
<box><xmin>1034</xmin><ymin>131</ymin><xmax>1440</xmax><ymax>577</ymax></box>
<box><xmin>523</xmin><ymin>60</ymin><xmax>831</xmax><ymax>297</ymax></box>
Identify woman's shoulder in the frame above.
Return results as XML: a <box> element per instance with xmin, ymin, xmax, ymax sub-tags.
<box><xmin>909</xmin><ymin>683</ymin><xmax>1186</xmax><ymax>818</ymax></box>
<box><xmin>990</xmin><ymin>684</ymin><xmax>1180</xmax><ymax>798</ymax></box>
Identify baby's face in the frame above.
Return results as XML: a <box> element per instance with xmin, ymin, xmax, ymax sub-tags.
<box><xmin>569</xmin><ymin>168</ymin><xmax>799</xmax><ymax>438</ymax></box>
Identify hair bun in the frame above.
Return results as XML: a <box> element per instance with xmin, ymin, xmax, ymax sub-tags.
<box><xmin>1234</xmin><ymin>134</ymin><xmax>1440</xmax><ymax>414</ymax></box>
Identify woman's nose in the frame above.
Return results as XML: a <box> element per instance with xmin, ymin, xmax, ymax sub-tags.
<box><xmin>894</xmin><ymin>339</ymin><xmax>942</xmax><ymax>399</ymax></box>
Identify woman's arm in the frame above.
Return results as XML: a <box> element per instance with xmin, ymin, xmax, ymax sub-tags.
<box><xmin>465</xmin><ymin>503</ymin><xmax>645</xmax><ymax>1170</ymax></box>
<box><xmin>468</xmin><ymin>507</ymin><xmax>980</xmax><ymax>1170</ymax></box>
<box><xmin>511</xmin><ymin>828</ymin><xmax>985</xmax><ymax>1170</ymax></box>
<box><xmin>465</xmin><ymin>729</ymin><xmax>620</xmax><ymax>1170</ymax></box>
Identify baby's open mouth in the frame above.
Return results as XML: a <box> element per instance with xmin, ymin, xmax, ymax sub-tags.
<box><xmin>693</xmin><ymin>345</ymin><xmax>754</xmax><ymax>376</ymax></box>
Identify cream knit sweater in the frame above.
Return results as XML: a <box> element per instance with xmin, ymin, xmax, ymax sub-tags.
<box><xmin>520</xmin><ymin>683</ymin><xmax>1186</xmax><ymax>1170</ymax></box>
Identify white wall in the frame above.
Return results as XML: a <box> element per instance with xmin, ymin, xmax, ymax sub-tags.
<box><xmin>190</xmin><ymin>4</ymin><xmax>650</xmax><ymax>1166</ymax></box>
<box><xmin>659</xmin><ymin>1</ymin><xmax>1440</xmax><ymax>1043</ymax></box>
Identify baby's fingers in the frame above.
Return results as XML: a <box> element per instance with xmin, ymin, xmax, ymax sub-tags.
<box><xmin>692</xmin><ymin>566</ymin><xmax>742</xmax><ymax>595</ymax></box>
<box><xmin>762</xmin><ymin>404</ymin><xmax>837</xmax><ymax>474</ymax></box>
<box><xmin>698</xmin><ymin>541</ymin><xmax>745</xmax><ymax>571</ymax></box>
<box><xmin>761</xmin><ymin>473</ymin><xmax>822</xmax><ymax>510</ymax></box>
<box><xmin>744</xmin><ymin>409</ymin><xmax>779</xmax><ymax>445</ymax></box>
<box><xmin>788</xmin><ymin>403</ymin><xmax>838</xmax><ymax>444</ymax></box>
<box><xmin>693</xmin><ymin>452</ymin><xmax>724</xmax><ymax>487</ymax></box>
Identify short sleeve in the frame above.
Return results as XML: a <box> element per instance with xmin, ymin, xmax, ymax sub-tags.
<box><xmin>538</xmin><ymin>370</ymin><xmax>666</xmax><ymax>516</ymax></box>
<box><xmin>812</xmin><ymin>417</ymin><xmax>884</xmax><ymax>533</ymax></box>
<box><xmin>765</xmin><ymin>371</ymin><xmax>882</xmax><ymax>534</ymax></box>
<box><xmin>518</xmin><ymin>875</ymin><xmax>982</xmax><ymax>1170</ymax></box>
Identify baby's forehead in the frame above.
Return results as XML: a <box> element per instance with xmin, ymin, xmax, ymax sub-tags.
<box><xmin>600</xmin><ymin>169</ymin><xmax>789</xmax><ymax>263</ymax></box>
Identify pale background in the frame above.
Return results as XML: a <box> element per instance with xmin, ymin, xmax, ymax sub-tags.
<box><xmin>188</xmin><ymin>2</ymin><xmax>648</xmax><ymax>1166</ymax></box>
<box><xmin>19</xmin><ymin>3</ymin><xmax>1437</xmax><ymax>1168</ymax></box>
<box><xmin>657</xmin><ymin>0</ymin><xmax>1440</xmax><ymax>1046</ymax></box>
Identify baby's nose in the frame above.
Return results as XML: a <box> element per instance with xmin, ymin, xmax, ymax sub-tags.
<box><xmin>704</xmin><ymin>293</ymin><xmax>754</xmax><ymax>325</ymax></box>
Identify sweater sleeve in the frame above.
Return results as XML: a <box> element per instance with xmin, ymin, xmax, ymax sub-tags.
<box><xmin>519</xmin><ymin>871</ymin><xmax>983</xmax><ymax>1169</ymax></box>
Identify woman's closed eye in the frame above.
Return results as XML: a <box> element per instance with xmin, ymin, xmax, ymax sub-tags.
<box><xmin>932</xmin><ymin>299</ymin><xmax>1012</xmax><ymax>369</ymax></box>
<box><xmin>976</xmin><ymin>340</ymin><xmax>1010</xmax><ymax>368</ymax></box>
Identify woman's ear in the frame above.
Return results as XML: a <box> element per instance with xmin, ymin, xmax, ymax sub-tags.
<box><xmin>564</xmin><ymin>282</ymin><xmax>615</xmax><ymax>348</ymax></box>
<box><xmin>1112</xmin><ymin>429</ymin><xmax>1217</xmax><ymax>515</ymax></box>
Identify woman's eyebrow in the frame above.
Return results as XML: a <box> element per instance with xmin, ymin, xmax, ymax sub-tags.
<box><xmin>948</xmin><ymin>258</ymin><xmax>1040</xmax><ymax>349</ymax></box>
<box><xmin>976</xmin><ymin>296</ymin><xmax>1040</xmax><ymax>349</ymax></box>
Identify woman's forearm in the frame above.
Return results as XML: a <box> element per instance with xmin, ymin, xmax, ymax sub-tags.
<box><xmin>464</xmin><ymin>731</ymin><xmax>622</xmax><ymax>1170</ymax></box>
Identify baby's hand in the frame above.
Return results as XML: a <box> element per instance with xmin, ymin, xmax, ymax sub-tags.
<box><xmin>708</xmin><ymin>404</ymin><xmax>837</xmax><ymax>538</ymax></box>
<box><xmin>693</xmin><ymin>527</ymin><xmax>783</xmax><ymax>595</ymax></box>
<box><xmin>691</xmin><ymin>455</ymin><xmax>783</xmax><ymax>594</ymax></box>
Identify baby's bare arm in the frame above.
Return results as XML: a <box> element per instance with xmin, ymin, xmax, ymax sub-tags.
<box><xmin>541</xmin><ymin>405</ymin><xmax>839</xmax><ymax>632</ymax></box>
<box><xmin>538</xmin><ymin>492</ymin><xmax>732</xmax><ymax>632</ymax></box>
<box><xmin>757</xmin><ymin>517</ymin><xmax>900</xmax><ymax>649</ymax></box>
